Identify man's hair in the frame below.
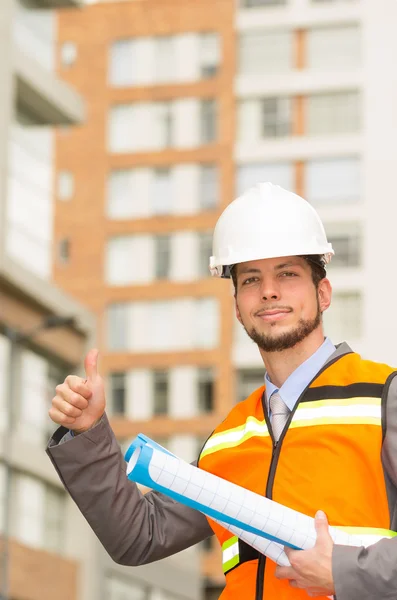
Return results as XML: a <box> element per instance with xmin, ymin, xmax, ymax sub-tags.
<box><xmin>302</xmin><ymin>255</ymin><xmax>327</xmax><ymax>288</ymax></box>
<box><xmin>230</xmin><ymin>255</ymin><xmax>327</xmax><ymax>292</ymax></box>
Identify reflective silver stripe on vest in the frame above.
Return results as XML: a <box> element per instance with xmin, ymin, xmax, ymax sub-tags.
<box><xmin>222</xmin><ymin>536</ymin><xmax>239</xmax><ymax>573</ymax></box>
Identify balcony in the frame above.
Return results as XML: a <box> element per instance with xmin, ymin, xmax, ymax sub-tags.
<box><xmin>31</xmin><ymin>0</ymin><xmax>83</xmax><ymax>7</ymax></box>
<box><xmin>13</xmin><ymin>2</ymin><xmax>84</xmax><ymax>125</ymax></box>
<box><xmin>14</xmin><ymin>47</ymin><xmax>85</xmax><ymax>125</ymax></box>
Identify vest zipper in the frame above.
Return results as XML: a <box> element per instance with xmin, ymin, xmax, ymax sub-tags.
<box><xmin>254</xmin><ymin>350</ymin><xmax>350</xmax><ymax>599</ymax></box>
<box><xmin>254</xmin><ymin>433</ymin><xmax>278</xmax><ymax>600</ymax></box>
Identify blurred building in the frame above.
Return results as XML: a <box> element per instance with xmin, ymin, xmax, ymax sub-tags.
<box><xmin>52</xmin><ymin>0</ymin><xmax>397</xmax><ymax>598</ymax></box>
<box><xmin>0</xmin><ymin>1</ymin><xmax>104</xmax><ymax>600</ymax></box>
<box><xmin>53</xmin><ymin>0</ymin><xmax>233</xmax><ymax>597</ymax></box>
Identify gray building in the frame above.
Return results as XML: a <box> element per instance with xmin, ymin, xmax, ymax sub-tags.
<box><xmin>0</xmin><ymin>1</ymin><xmax>202</xmax><ymax>600</ymax></box>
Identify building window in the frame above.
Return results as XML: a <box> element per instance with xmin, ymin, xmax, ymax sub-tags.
<box><xmin>107</xmin><ymin>169</ymin><xmax>147</xmax><ymax>220</ymax></box>
<box><xmin>238</xmin><ymin>100</ymin><xmax>260</xmax><ymax>142</ymax></box>
<box><xmin>109</xmin><ymin>103</ymin><xmax>174</xmax><ymax>153</ymax></box>
<box><xmin>0</xmin><ymin>336</ymin><xmax>10</xmax><ymax>435</ymax></box>
<box><xmin>199</xmin><ymin>165</ymin><xmax>219</xmax><ymax>210</ymax></box>
<box><xmin>312</xmin><ymin>0</ymin><xmax>357</xmax><ymax>3</ymax></box>
<box><xmin>109</xmin><ymin>105</ymin><xmax>136</xmax><ymax>153</ymax></box>
<box><xmin>107</xmin><ymin>303</ymin><xmax>129</xmax><ymax>350</ymax></box>
<box><xmin>323</xmin><ymin>292</ymin><xmax>362</xmax><ymax>341</ymax></box>
<box><xmin>307</xmin><ymin>25</ymin><xmax>361</xmax><ymax>70</ymax></box>
<box><xmin>106</xmin><ymin>236</ymin><xmax>152</xmax><ymax>286</ymax></box>
<box><xmin>200</xmin><ymin>99</ymin><xmax>217</xmax><ymax>144</ymax></box>
<box><xmin>168</xmin><ymin>435</ymin><xmax>198</xmax><ymax>462</ymax></box>
<box><xmin>150</xmin><ymin>589</ymin><xmax>180</xmax><ymax>600</ymax></box>
<box><xmin>326</xmin><ymin>223</ymin><xmax>361</xmax><ymax>268</ymax></box>
<box><xmin>239</xmin><ymin>30</ymin><xmax>292</xmax><ymax>75</ymax></box>
<box><xmin>198</xmin><ymin>368</ymin><xmax>214</xmax><ymax>413</ymax></box>
<box><xmin>107</xmin><ymin>170</ymin><xmax>130</xmax><ymax>219</ymax></box>
<box><xmin>126</xmin><ymin>299</ymin><xmax>220</xmax><ymax>352</ymax></box>
<box><xmin>155</xmin><ymin>37</ymin><xmax>175</xmax><ymax>83</ymax></box>
<box><xmin>18</xmin><ymin>350</ymin><xmax>48</xmax><ymax>446</ymax></box>
<box><xmin>237</xmin><ymin>162</ymin><xmax>293</xmax><ymax>196</ymax></box>
<box><xmin>45</xmin><ymin>364</ymin><xmax>68</xmax><ymax>441</ymax></box>
<box><xmin>195</xmin><ymin>298</ymin><xmax>219</xmax><ymax>349</ymax></box>
<box><xmin>155</xmin><ymin>235</ymin><xmax>171</xmax><ymax>279</ymax></box>
<box><xmin>153</xmin><ymin>370</ymin><xmax>169</xmax><ymax>415</ymax></box>
<box><xmin>152</xmin><ymin>168</ymin><xmax>172</xmax><ymax>215</ymax></box>
<box><xmin>0</xmin><ymin>464</ymin><xmax>6</xmax><ymax>534</ymax></box>
<box><xmin>200</xmin><ymin>33</ymin><xmax>220</xmax><ymax>78</ymax></box>
<box><xmin>149</xmin><ymin>301</ymin><xmax>174</xmax><ymax>350</ymax></box>
<box><xmin>153</xmin><ymin>436</ymin><xmax>170</xmax><ymax>452</ymax></box>
<box><xmin>262</xmin><ymin>97</ymin><xmax>291</xmax><ymax>137</ymax></box>
<box><xmin>44</xmin><ymin>485</ymin><xmax>65</xmax><ymax>553</ymax></box>
<box><xmin>106</xmin><ymin>237</ymin><xmax>133</xmax><ymax>285</ymax></box>
<box><xmin>14</xmin><ymin>474</ymin><xmax>45</xmax><ymax>548</ymax></box>
<box><xmin>109</xmin><ymin>373</ymin><xmax>126</xmax><ymax>415</ymax></box>
<box><xmin>155</xmin><ymin>102</ymin><xmax>173</xmax><ymax>148</ymax></box>
<box><xmin>307</xmin><ymin>91</ymin><xmax>360</xmax><ymax>135</ymax></box>
<box><xmin>106</xmin><ymin>576</ymin><xmax>146</xmax><ymax>600</ymax></box>
<box><xmin>60</xmin><ymin>41</ymin><xmax>77</xmax><ymax>67</ymax></box>
<box><xmin>201</xmin><ymin>536</ymin><xmax>214</xmax><ymax>552</ymax></box>
<box><xmin>242</xmin><ymin>0</ymin><xmax>287</xmax><ymax>6</ymax></box>
<box><xmin>205</xmin><ymin>586</ymin><xmax>226</xmax><ymax>600</ymax></box>
<box><xmin>109</xmin><ymin>39</ymin><xmax>137</xmax><ymax>86</ymax></box>
<box><xmin>58</xmin><ymin>238</ymin><xmax>70</xmax><ymax>264</ymax></box>
<box><xmin>238</xmin><ymin>98</ymin><xmax>292</xmax><ymax>139</ymax></box>
<box><xmin>306</xmin><ymin>157</ymin><xmax>361</xmax><ymax>205</ymax></box>
<box><xmin>198</xmin><ymin>231</ymin><xmax>213</xmax><ymax>277</ymax></box>
<box><xmin>237</xmin><ymin>369</ymin><xmax>265</xmax><ymax>403</ymax></box>
<box><xmin>57</xmin><ymin>171</ymin><xmax>74</xmax><ymax>201</ymax></box>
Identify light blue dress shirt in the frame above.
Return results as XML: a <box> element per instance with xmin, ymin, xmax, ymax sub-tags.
<box><xmin>265</xmin><ymin>337</ymin><xmax>336</xmax><ymax>420</ymax></box>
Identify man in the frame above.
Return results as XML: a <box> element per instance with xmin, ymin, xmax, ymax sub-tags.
<box><xmin>47</xmin><ymin>183</ymin><xmax>397</xmax><ymax>599</ymax></box>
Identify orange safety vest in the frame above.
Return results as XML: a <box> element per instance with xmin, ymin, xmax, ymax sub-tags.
<box><xmin>198</xmin><ymin>350</ymin><xmax>396</xmax><ymax>600</ymax></box>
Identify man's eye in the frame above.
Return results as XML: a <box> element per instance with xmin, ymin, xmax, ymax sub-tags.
<box><xmin>242</xmin><ymin>277</ymin><xmax>257</xmax><ymax>285</ymax></box>
<box><xmin>280</xmin><ymin>272</ymin><xmax>297</xmax><ymax>277</ymax></box>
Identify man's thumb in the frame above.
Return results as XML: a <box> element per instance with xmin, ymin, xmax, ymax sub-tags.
<box><xmin>84</xmin><ymin>348</ymin><xmax>99</xmax><ymax>382</ymax></box>
<box><xmin>314</xmin><ymin>510</ymin><xmax>330</xmax><ymax>539</ymax></box>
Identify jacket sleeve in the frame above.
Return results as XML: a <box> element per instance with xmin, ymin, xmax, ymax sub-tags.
<box><xmin>332</xmin><ymin>373</ymin><xmax>397</xmax><ymax>600</ymax></box>
<box><xmin>46</xmin><ymin>413</ymin><xmax>213</xmax><ymax>566</ymax></box>
<box><xmin>333</xmin><ymin>540</ymin><xmax>397</xmax><ymax>600</ymax></box>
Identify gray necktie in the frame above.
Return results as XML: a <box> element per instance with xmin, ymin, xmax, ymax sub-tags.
<box><xmin>269</xmin><ymin>392</ymin><xmax>290</xmax><ymax>442</ymax></box>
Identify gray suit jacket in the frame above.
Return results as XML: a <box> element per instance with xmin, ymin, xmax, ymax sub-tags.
<box><xmin>46</xmin><ymin>345</ymin><xmax>397</xmax><ymax>599</ymax></box>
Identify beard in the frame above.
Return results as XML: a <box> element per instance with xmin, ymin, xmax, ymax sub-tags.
<box><xmin>241</xmin><ymin>302</ymin><xmax>322</xmax><ymax>353</ymax></box>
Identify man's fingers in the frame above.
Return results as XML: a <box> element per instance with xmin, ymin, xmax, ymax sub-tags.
<box><xmin>307</xmin><ymin>587</ymin><xmax>330</xmax><ymax>597</ymax></box>
<box><xmin>63</xmin><ymin>376</ymin><xmax>92</xmax><ymax>399</ymax></box>
<box><xmin>284</xmin><ymin>546</ymin><xmax>295</xmax><ymax>559</ymax></box>
<box><xmin>288</xmin><ymin>579</ymin><xmax>324</xmax><ymax>591</ymax></box>
<box><xmin>284</xmin><ymin>546</ymin><xmax>301</xmax><ymax>569</ymax></box>
<box><xmin>275</xmin><ymin>565</ymin><xmax>296</xmax><ymax>580</ymax></box>
<box><xmin>52</xmin><ymin>396</ymin><xmax>84</xmax><ymax>418</ymax></box>
<box><xmin>55</xmin><ymin>385</ymin><xmax>89</xmax><ymax>409</ymax></box>
<box><xmin>49</xmin><ymin>406</ymin><xmax>76</xmax><ymax>426</ymax></box>
<box><xmin>84</xmin><ymin>348</ymin><xmax>99</xmax><ymax>382</ymax></box>
<box><xmin>314</xmin><ymin>510</ymin><xmax>332</xmax><ymax>545</ymax></box>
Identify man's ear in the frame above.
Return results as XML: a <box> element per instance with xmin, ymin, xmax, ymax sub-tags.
<box><xmin>318</xmin><ymin>278</ymin><xmax>332</xmax><ymax>313</ymax></box>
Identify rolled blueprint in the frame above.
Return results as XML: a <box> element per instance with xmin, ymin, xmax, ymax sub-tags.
<box><xmin>125</xmin><ymin>435</ymin><xmax>396</xmax><ymax>567</ymax></box>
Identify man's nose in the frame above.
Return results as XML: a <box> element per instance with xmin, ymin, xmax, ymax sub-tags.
<box><xmin>260</xmin><ymin>279</ymin><xmax>281</xmax><ymax>301</ymax></box>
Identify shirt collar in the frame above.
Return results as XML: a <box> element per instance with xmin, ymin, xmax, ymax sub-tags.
<box><xmin>265</xmin><ymin>337</ymin><xmax>336</xmax><ymax>412</ymax></box>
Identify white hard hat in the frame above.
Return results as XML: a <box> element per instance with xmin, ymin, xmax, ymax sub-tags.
<box><xmin>210</xmin><ymin>182</ymin><xmax>334</xmax><ymax>278</ymax></box>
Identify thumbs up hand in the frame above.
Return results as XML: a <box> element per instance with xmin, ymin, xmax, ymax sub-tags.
<box><xmin>49</xmin><ymin>348</ymin><xmax>106</xmax><ymax>434</ymax></box>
